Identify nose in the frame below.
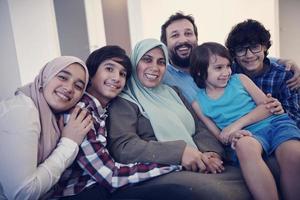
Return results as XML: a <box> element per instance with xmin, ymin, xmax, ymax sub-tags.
<box><xmin>222</xmin><ymin>67</ymin><xmax>231</xmax><ymax>76</ymax></box>
<box><xmin>245</xmin><ymin>48</ymin><xmax>255</xmax><ymax>57</ymax></box>
<box><xmin>111</xmin><ymin>71</ymin><xmax>121</xmax><ymax>82</ymax></box>
<box><xmin>178</xmin><ymin>34</ymin><xmax>189</xmax><ymax>44</ymax></box>
<box><xmin>151</xmin><ymin>62</ymin><xmax>160</xmax><ymax>71</ymax></box>
<box><xmin>63</xmin><ymin>81</ymin><xmax>74</xmax><ymax>93</ymax></box>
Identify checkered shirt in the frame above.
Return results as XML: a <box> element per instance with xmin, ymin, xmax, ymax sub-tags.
<box><xmin>233</xmin><ymin>58</ymin><xmax>300</xmax><ymax>128</ymax></box>
<box><xmin>50</xmin><ymin>93</ymin><xmax>180</xmax><ymax>198</ymax></box>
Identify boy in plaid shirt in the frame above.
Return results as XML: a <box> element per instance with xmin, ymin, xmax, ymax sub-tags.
<box><xmin>226</xmin><ymin>19</ymin><xmax>300</xmax><ymax>128</ymax></box>
<box><xmin>50</xmin><ymin>46</ymin><xmax>181</xmax><ymax>199</ymax></box>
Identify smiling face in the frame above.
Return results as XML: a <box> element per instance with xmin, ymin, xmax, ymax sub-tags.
<box><xmin>87</xmin><ymin>58</ymin><xmax>127</xmax><ymax>106</ymax></box>
<box><xmin>137</xmin><ymin>47</ymin><xmax>166</xmax><ymax>88</ymax></box>
<box><xmin>43</xmin><ymin>63</ymin><xmax>86</xmax><ymax>113</ymax></box>
<box><xmin>206</xmin><ymin>55</ymin><xmax>232</xmax><ymax>91</ymax></box>
<box><xmin>234</xmin><ymin>44</ymin><xmax>266</xmax><ymax>76</ymax></box>
<box><xmin>165</xmin><ymin>19</ymin><xmax>197</xmax><ymax>69</ymax></box>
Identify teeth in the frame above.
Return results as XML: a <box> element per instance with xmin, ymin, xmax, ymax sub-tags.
<box><xmin>178</xmin><ymin>47</ymin><xmax>189</xmax><ymax>51</ymax></box>
<box><xmin>106</xmin><ymin>83</ymin><xmax>117</xmax><ymax>89</ymax></box>
<box><xmin>56</xmin><ymin>92</ymin><xmax>70</xmax><ymax>101</ymax></box>
<box><xmin>145</xmin><ymin>74</ymin><xmax>158</xmax><ymax>80</ymax></box>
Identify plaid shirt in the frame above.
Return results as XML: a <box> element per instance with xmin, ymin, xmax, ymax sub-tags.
<box><xmin>50</xmin><ymin>93</ymin><xmax>180</xmax><ymax>198</ymax></box>
<box><xmin>233</xmin><ymin>58</ymin><xmax>300</xmax><ymax>128</ymax></box>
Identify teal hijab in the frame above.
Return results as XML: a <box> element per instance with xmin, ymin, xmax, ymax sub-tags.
<box><xmin>120</xmin><ymin>38</ymin><xmax>197</xmax><ymax>148</ymax></box>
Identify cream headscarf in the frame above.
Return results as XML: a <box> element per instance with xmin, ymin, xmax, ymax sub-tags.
<box><xmin>17</xmin><ymin>56</ymin><xmax>89</xmax><ymax>164</ymax></box>
<box><xmin>120</xmin><ymin>38</ymin><xmax>197</xmax><ymax>148</ymax></box>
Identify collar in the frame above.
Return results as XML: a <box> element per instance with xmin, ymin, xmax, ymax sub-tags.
<box><xmin>168</xmin><ymin>63</ymin><xmax>190</xmax><ymax>74</ymax></box>
<box><xmin>85</xmin><ymin>92</ymin><xmax>109</xmax><ymax>114</ymax></box>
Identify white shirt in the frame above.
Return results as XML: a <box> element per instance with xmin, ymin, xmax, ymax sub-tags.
<box><xmin>0</xmin><ymin>93</ymin><xmax>79</xmax><ymax>200</ymax></box>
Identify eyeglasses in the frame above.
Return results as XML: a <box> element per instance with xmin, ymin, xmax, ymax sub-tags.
<box><xmin>234</xmin><ymin>44</ymin><xmax>262</xmax><ymax>57</ymax></box>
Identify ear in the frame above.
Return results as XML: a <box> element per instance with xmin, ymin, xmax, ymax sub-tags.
<box><xmin>262</xmin><ymin>45</ymin><xmax>268</xmax><ymax>51</ymax></box>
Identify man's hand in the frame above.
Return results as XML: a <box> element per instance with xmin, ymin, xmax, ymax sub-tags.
<box><xmin>278</xmin><ymin>58</ymin><xmax>300</xmax><ymax>90</ymax></box>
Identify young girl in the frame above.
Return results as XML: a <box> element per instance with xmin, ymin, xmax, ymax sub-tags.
<box><xmin>0</xmin><ymin>56</ymin><xmax>93</xmax><ymax>199</ymax></box>
<box><xmin>190</xmin><ymin>42</ymin><xmax>300</xmax><ymax>200</ymax></box>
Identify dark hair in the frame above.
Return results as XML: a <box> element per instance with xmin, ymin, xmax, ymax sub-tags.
<box><xmin>190</xmin><ymin>42</ymin><xmax>232</xmax><ymax>88</ymax></box>
<box><xmin>86</xmin><ymin>45</ymin><xmax>132</xmax><ymax>83</ymax></box>
<box><xmin>160</xmin><ymin>12</ymin><xmax>198</xmax><ymax>45</ymax></box>
<box><xmin>225</xmin><ymin>19</ymin><xmax>271</xmax><ymax>57</ymax></box>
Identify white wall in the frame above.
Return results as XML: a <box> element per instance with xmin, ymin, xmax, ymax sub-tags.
<box><xmin>279</xmin><ymin>0</ymin><xmax>300</xmax><ymax>65</ymax></box>
<box><xmin>8</xmin><ymin>0</ymin><xmax>61</xmax><ymax>86</ymax></box>
<box><xmin>3</xmin><ymin>0</ymin><xmax>299</xmax><ymax>100</ymax></box>
<box><xmin>84</xmin><ymin>0</ymin><xmax>107</xmax><ymax>52</ymax></box>
<box><xmin>0</xmin><ymin>0</ymin><xmax>21</xmax><ymax>100</ymax></box>
<box><xmin>0</xmin><ymin>0</ymin><xmax>107</xmax><ymax>100</ymax></box>
<box><xmin>128</xmin><ymin>0</ymin><xmax>280</xmax><ymax>57</ymax></box>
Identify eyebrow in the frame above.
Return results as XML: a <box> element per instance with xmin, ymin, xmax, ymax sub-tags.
<box><xmin>59</xmin><ymin>70</ymin><xmax>86</xmax><ymax>85</ymax></box>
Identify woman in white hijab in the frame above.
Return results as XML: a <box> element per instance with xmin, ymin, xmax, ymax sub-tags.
<box><xmin>0</xmin><ymin>56</ymin><xmax>92</xmax><ymax>199</ymax></box>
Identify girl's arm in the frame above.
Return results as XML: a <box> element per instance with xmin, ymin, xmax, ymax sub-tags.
<box><xmin>191</xmin><ymin>101</ymin><xmax>221</xmax><ymax>142</ymax></box>
<box><xmin>227</xmin><ymin>74</ymin><xmax>273</xmax><ymax>130</ymax></box>
<box><xmin>0</xmin><ymin>95</ymin><xmax>79</xmax><ymax>200</ymax></box>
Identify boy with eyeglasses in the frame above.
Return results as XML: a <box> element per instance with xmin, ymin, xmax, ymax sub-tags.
<box><xmin>225</xmin><ymin>19</ymin><xmax>300</xmax><ymax>128</ymax></box>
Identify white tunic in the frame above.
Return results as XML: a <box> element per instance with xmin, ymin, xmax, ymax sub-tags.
<box><xmin>0</xmin><ymin>94</ymin><xmax>78</xmax><ymax>200</ymax></box>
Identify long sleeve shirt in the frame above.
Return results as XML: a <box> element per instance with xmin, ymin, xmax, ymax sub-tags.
<box><xmin>51</xmin><ymin>93</ymin><xmax>179</xmax><ymax>198</ymax></box>
<box><xmin>107</xmin><ymin>88</ymin><xmax>225</xmax><ymax>165</ymax></box>
<box><xmin>0</xmin><ymin>94</ymin><xmax>78</xmax><ymax>200</ymax></box>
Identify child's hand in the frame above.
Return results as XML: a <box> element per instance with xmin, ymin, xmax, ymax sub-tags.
<box><xmin>220</xmin><ymin>124</ymin><xmax>241</xmax><ymax>145</ymax></box>
<box><xmin>229</xmin><ymin>130</ymin><xmax>252</xmax><ymax>150</ymax></box>
<box><xmin>264</xmin><ymin>93</ymin><xmax>284</xmax><ymax>115</ymax></box>
<box><xmin>202</xmin><ymin>152</ymin><xmax>225</xmax><ymax>174</ymax></box>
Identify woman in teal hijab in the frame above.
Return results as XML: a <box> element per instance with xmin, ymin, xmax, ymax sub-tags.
<box><xmin>121</xmin><ymin>38</ymin><xmax>197</xmax><ymax>148</ymax></box>
<box><xmin>109</xmin><ymin>38</ymin><xmax>224</xmax><ymax>171</ymax></box>
<box><xmin>108</xmin><ymin>39</ymin><xmax>253</xmax><ymax>200</ymax></box>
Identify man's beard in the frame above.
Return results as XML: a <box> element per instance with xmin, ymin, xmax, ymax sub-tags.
<box><xmin>169</xmin><ymin>43</ymin><xmax>194</xmax><ymax>68</ymax></box>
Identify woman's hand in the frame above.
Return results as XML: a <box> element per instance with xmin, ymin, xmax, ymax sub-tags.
<box><xmin>59</xmin><ymin>106</ymin><xmax>93</xmax><ymax>145</ymax></box>
<box><xmin>181</xmin><ymin>146</ymin><xmax>208</xmax><ymax>172</ymax></box>
<box><xmin>264</xmin><ymin>93</ymin><xmax>284</xmax><ymax>115</ymax></box>
<box><xmin>202</xmin><ymin>152</ymin><xmax>224</xmax><ymax>174</ymax></box>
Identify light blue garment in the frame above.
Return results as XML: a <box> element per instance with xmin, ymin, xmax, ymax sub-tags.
<box><xmin>120</xmin><ymin>39</ymin><xmax>197</xmax><ymax>148</ymax></box>
<box><xmin>195</xmin><ymin>74</ymin><xmax>277</xmax><ymax>133</ymax></box>
<box><xmin>164</xmin><ymin>57</ymin><xmax>278</xmax><ymax>105</ymax></box>
<box><xmin>163</xmin><ymin>64</ymin><xmax>200</xmax><ymax>104</ymax></box>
